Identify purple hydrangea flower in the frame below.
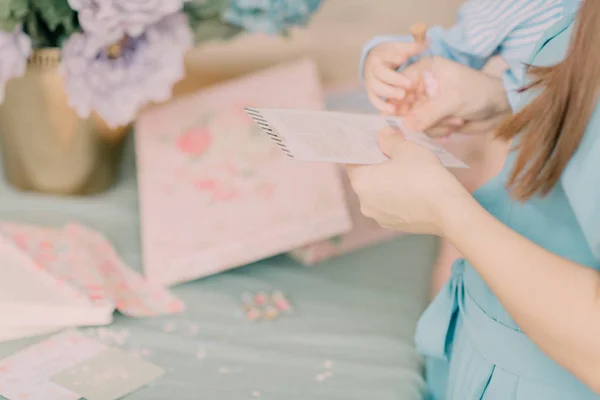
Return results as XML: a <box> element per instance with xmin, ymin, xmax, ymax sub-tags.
<box><xmin>68</xmin><ymin>0</ymin><xmax>186</xmax><ymax>43</ymax></box>
<box><xmin>0</xmin><ymin>27</ymin><xmax>31</xmax><ymax>102</ymax></box>
<box><xmin>60</xmin><ymin>13</ymin><xmax>193</xmax><ymax>128</ymax></box>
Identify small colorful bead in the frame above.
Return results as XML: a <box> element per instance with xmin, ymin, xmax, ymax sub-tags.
<box><xmin>254</xmin><ymin>291</ymin><xmax>268</xmax><ymax>306</ymax></box>
<box><xmin>263</xmin><ymin>305</ymin><xmax>280</xmax><ymax>320</ymax></box>
<box><xmin>272</xmin><ymin>290</ymin><xmax>293</xmax><ymax>312</ymax></box>
<box><xmin>244</xmin><ymin>305</ymin><xmax>261</xmax><ymax>321</ymax></box>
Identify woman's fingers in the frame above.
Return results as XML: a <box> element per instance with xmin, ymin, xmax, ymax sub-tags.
<box><xmin>404</xmin><ymin>98</ymin><xmax>452</xmax><ymax>132</ymax></box>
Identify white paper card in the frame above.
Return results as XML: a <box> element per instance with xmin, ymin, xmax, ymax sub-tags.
<box><xmin>245</xmin><ymin>108</ymin><xmax>468</xmax><ymax>168</ymax></box>
<box><xmin>0</xmin><ymin>330</ymin><xmax>107</xmax><ymax>400</ymax></box>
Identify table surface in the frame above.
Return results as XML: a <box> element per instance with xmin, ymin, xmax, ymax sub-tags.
<box><xmin>0</xmin><ymin>90</ymin><xmax>437</xmax><ymax>400</ymax></box>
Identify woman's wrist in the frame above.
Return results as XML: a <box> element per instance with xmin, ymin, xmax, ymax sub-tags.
<box><xmin>437</xmin><ymin>186</ymin><xmax>485</xmax><ymax>242</ymax></box>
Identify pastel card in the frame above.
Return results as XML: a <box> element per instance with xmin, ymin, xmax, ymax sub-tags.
<box><xmin>0</xmin><ymin>330</ymin><xmax>108</xmax><ymax>400</ymax></box>
<box><xmin>50</xmin><ymin>347</ymin><xmax>164</xmax><ymax>400</ymax></box>
<box><xmin>0</xmin><ymin>221</ymin><xmax>184</xmax><ymax>318</ymax></box>
<box><xmin>244</xmin><ymin>108</ymin><xmax>468</xmax><ymax>168</ymax></box>
<box><xmin>135</xmin><ymin>59</ymin><xmax>351</xmax><ymax>286</ymax></box>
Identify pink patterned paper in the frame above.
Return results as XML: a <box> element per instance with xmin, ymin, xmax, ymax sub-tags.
<box><xmin>289</xmin><ymin>170</ymin><xmax>401</xmax><ymax>265</ymax></box>
<box><xmin>0</xmin><ymin>222</ymin><xmax>185</xmax><ymax>317</ymax></box>
<box><xmin>135</xmin><ymin>59</ymin><xmax>351</xmax><ymax>286</ymax></box>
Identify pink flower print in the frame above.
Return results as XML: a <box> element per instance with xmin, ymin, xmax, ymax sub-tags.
<box><xmin>194</xmin><ymin>178</ymin><xmax>219</xmax><ymax>191</ymax></box>
<box><xmin>194</xmin><ymin>179</ymin><xmax>240</xmax><ymax>202</ymax></box>
<box><xmin>213</xmin><ymin>187</ymin><xmax>240</xmax><ymax>202</ymax></box>
<box><xmin>256</xmin><ymin>183</ymin><xmax>276</xmax><ymax>199</ymax></box>
<box><xmin>177</xmin><ymin>127</ymin><xmax>213</xmax><ymax>156</ymax></box>
<box><xmin>220</xmin><ymin>162</ymin><xmax>240</xmax><ymax>177</ymax></box>
<box><xmin>232</xmin><ymin>102</ymin><xmax>255</xmax><ymax>122</ymax></box>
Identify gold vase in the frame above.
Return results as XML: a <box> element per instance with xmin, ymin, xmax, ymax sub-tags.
<box><xmin>0</xmin><ymin>48</ymin><xmax>130</xmax><ymax>196</ymax></box>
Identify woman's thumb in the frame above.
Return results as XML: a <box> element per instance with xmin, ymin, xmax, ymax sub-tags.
<box><xmin>378</xmin><ymin>127</ymin><xmax>407</xmax><ymax>158</ymax></box>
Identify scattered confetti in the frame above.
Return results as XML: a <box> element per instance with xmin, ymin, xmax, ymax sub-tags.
<box><xmin>187</xmin><ymin>324</ymin><xmax>200</xmax><ymax>336</ymax></box>
<box><xmin>240</xmin><ymin>290</ymin><xmax>295</xmax><ymax>321</ymax></box>
<box><xmin>252</xmin><ymin>391</ymin><xmax>261</xmax><ymax>397</ymax></box>
<box><xmin>196</xmin><ymin>350</ymin><xmax>207</xmax><ymax>360</ymax></box>
<box><xmin>263</xmin><ymin>305</ymin><xmax>279</xmax><ymax>320</ymax></box>
<box><xmin>162</xmin><ymin>322</ymin><xmax>177</xmax><ymax>333</ymax></box>
<box><xmin>85</xmin><ymin>327</ymin><xmax>130</xmax><ymax>346</ymax></box>
<box><xmin>244</xmin><ymin>306</ymin><xmax>262</xmax><ymax>322</ymax></box>
<box><xmin>272</xmin><ymin>290</ymin><xmax>293</xmax><ymax>313</ymax></box>
<box><xmin>254</xmin><ymin>292</ymin><xmax>268</xmax><ymax>306</ymax></box>
<box><xmin>315</xmin><ymin>374</ymin><xmax>326</xmax><ymax>382</ymax></box>
<box><xmin>218</xmin><ymin>367</ymin><xmax>231</xmax><ymax>375</ymax></box>
<box><xmin>323</xmin><ymin>360</ymin><xmax>333</xmax><ymax>369</ymax></box>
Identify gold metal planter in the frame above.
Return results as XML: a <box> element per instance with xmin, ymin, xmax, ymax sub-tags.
<box><xmin>0</xmin><ymin>49</ymin><xmax>130</xmax><ymax>196</ymax></box>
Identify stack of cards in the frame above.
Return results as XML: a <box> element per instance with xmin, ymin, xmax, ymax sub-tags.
<box><xmin>0</xmin><ymin>330</ymin><xmax>164</xmax><ymax>400</ymax></box>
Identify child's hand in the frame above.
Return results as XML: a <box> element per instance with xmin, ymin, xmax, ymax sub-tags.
<box><xmin>363</xmin><ymin>42</ymin><xmax>426</xmax><ymax>114</ymax></box>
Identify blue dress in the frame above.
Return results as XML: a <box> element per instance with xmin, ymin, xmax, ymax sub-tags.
<box><xmin>416</xmin><ymin>9</ymin><xmax>600</xmax><ymax>400</ymax></box>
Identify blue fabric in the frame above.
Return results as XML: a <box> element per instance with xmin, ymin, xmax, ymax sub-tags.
<box><xmin>358</xmin><ymin>0</ymin><xmax>578</xmax><ymax>110</ymax></box>
<box><xmin>415</xmin><ymin>11</ymin><xmax>600</xmax><ymax>399</ymax></box>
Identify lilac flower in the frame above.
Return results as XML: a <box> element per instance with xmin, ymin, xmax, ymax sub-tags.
<box><xmin>0</xmin><ymin>27</ymin><xmax>31</xmax><ymax>102</ymax></box>
<box><xmin>60</xmin><ymin>13</ymin><xmax>193</xmax><ymax>128</ymax></box>
<box><xmin>68</xmin><ymin>0</ymin><xmax>186</xmax><ymax>43</ymax></box>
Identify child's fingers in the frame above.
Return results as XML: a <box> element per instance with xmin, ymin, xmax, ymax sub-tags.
<box><xmin>369</xmin><ymin>79</ymin><xmax>406</xmax><ymax>102</ymax></box>
<box><xmin>367</xmin><ymin>91</ymin><xmax>396</xmax><ymax>114</ymax></box>
<box><xmin>376</xmin><ymin>42</ymin><xmax>427</xmax><ymax>66</ymax></box>
<box><xmin>373</xmin><ymin>65</ymin><xmax>412</xmax><ymax>88</ymax></box>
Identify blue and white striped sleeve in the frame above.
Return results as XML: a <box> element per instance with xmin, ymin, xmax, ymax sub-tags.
<box><xmin>359</xmin><ymin>0</ymin><xmax>566</xmax><ymax>107</ymax></box>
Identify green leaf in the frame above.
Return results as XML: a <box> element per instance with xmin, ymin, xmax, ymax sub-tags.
<box><xmin>0</xmin><ymin>1</ymin><xmax>11</xmax><ymax>19</ymax></box>
<box><xmin>188</xmin><ymin>17</ymin><xmax>242</xmax><ymax>43</ymax></box>
<box><xmin>184</xmin><ymin>0</ymin><xmax>243</xmax><ymax>44</ymax></box>
<box><xmin>30</xmin><ymin>0</ymin><xmax>76</xmax><ymax>31</ymax></box>
<box><xmin>9</xmin><ymin>0</ymin><xmax>29</xmax><ymax>19</ymax></box>
<box><xmin>184</xmin><ymin>0</ymin><xmax>230</xmax><ymax>20</ymax></box>
<box><xmin>20</xmin><ymin>0</ymin><xmax>80</xmax><ymax>48</ymax></box>
<box><xmin>0</xmin><ymin>18</ymin><xmax>18</xmax><ymax>31</ymax></box>
<box><xmin>0</xmin><ymin>0</ymin><xmax>30</xmax><ymax>32</ymax></box>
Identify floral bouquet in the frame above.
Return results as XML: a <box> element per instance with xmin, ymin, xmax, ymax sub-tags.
<box><xmin>0</xmin><ymin>0</ymin><xmax>323</xmax><ymax>128</ymax></box>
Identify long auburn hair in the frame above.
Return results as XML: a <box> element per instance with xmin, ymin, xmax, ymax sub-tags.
<box><xmin>496</xmin><ymin>0</ymin><xmax>600</xmax><ymax>200</ymax></box>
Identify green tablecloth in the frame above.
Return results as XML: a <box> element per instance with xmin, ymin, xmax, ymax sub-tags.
<box><xmin>0</xmin><ymin>90</ymin><xmax>436</xmax><ymax>400</ymax></box>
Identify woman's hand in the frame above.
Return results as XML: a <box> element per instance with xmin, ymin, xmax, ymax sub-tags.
<box><xmin>347</xmin><ymin>127</ymin><xmax>472</xmax><ymax>236</ymax></box>
<box><xmin>398</xmin><ymin>57</ymin><xmax>512</xmax><ymax>136</ymax></box>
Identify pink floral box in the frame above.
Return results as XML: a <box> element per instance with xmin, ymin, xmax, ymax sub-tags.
<box><xmin>135</xmin><ymin>59</ymin><xmax>352</xmax><ymax>286</ymax></box>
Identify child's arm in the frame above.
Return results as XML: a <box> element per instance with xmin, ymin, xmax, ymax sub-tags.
<box><xmin>360</xmin><ymin>0</ymin><xmax>565</xmax><ymax>85</ymax></box>
<box><xmin>359</xmin><ymin>0</ymin><xmax>494</xmax><ymax>80</ymax></box>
